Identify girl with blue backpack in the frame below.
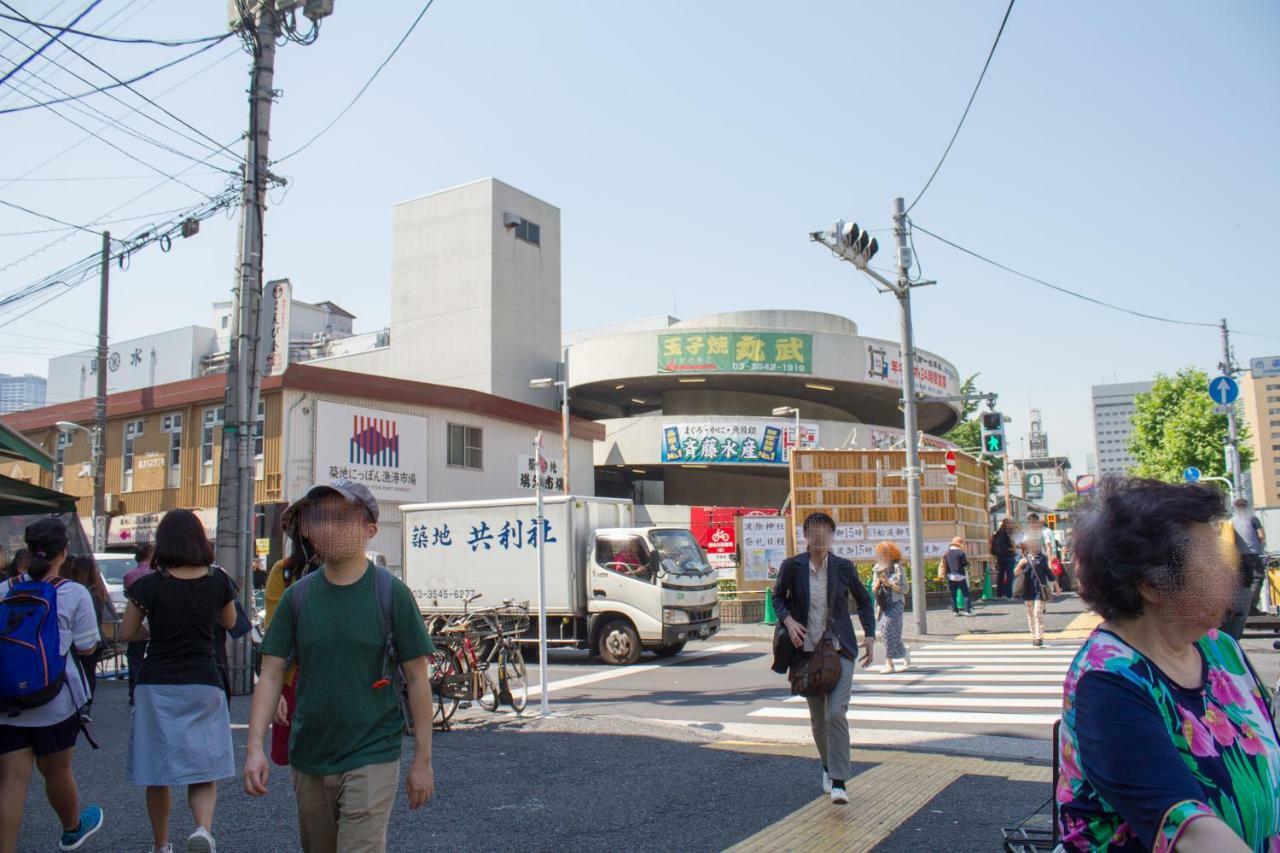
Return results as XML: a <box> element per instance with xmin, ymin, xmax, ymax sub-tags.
<box><xmin>0</xmin><ymin>517</ymin><xmax>105</xmax><ymax>852</ymax></box>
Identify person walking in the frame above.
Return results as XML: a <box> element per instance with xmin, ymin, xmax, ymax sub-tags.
<box><xmin>771</xmin><ymin>512</ymin><xmax>875</xmax><ymax>806</ymax></box>
<box><xmin>940</xmin><ymin>536</ymin><xmax>973</xmax><ymax>617</ymax></box>
<box><xmin>122</xmin><ymin>543</ymin><xmax>155</xmax><ymax>705</ymax></box>
<box><xmin>1222</xmin><ymin>497</ymin><xmax>1267</xmax><ymax>640</ymax></box>
<box><xmin>65</xmin><ymin>556</ymin><xmax>114</xmax><ymax>715</ymax></box>
<box><xmin>871</xmin><ymin>541</ymin><xmax>908</xmax><ymax>673</ymax></box>
<box><xmin>262</xmin><ymin>532</ymin><xmax>317</xmax><ymax>767</ymax></box>
<box><xmin>1015</xmin><ymin>538</ymin><xmax>1054</xmax><ymax>647</ymax></box>
<box><xmin>244</xmin><ymin>480</ymin><xmax>437</xmax><ymax>853</ymax></box>
<box><xmin>120</xmin><ymin>509</ymin><xmax>237</xmax><ymax>853</ymax></box>
<box><xmin>991</xmin><ymin>518</ymin><xmax>1016</xmax><ymax>599</ymax></box>
<box><xmin>0</xmin><ymin>518</ymin><xmax>105</xmax><ymax>853</ymax></box>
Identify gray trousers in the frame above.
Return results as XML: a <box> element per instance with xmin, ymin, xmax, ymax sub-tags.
<box><xmin>805</xmin><ymin>655</ymin><xmax>855</xmax><ymax>781</ymax></box>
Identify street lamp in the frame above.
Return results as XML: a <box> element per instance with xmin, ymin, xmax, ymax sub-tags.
<box><xmin>56</xmin><ymin>420</ymin><xmax>104</xmax><ymax>551</ymax></box>
<box><xmin>772</xmin><ymin>406</ymin><xmax>801</xmax><ymax>460</ymax></box>
<box><xmin>529</xmin><ymin>377</ymin><xmax>569</xmax><ymax>495</ymax></box>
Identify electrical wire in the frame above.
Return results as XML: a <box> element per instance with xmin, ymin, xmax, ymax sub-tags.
<box><xmin>0</xmin><ymin>197</ymin><xmax>101</xmax><ymax>235</ymax></box>
<box><xmin>0</xmin><ymin>11</ymin><xmax>229</xmax><ymax>47</ymax></box>
<box><xmin>905</xmin><ymin>0</ymin><xmax>1016</xmax><ymax>214</ymax></box>
<box><xmin>0</xmin><ymin>202</ymin><xmax>192</xmax><ymax>237</ymax></box>
<box><xmin>0</xmin><ymin>0</ymin><xmax>100</xmax><ymax>88</ymax></box>
<box><xmin>0</xmin><ymin>4</ymin><xmax>239</xmax><ymax>163</ymax></box>
<box><xmin>273</xmin><ymin>0</ymin><xmax>436</xmax><ymax>164</ymax></box>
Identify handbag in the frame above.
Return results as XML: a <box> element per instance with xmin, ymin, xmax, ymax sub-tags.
<box><xmin>1012</xmin><ymin>562</ymin><xmax>1028</xmax><ymax>598</ymax></box>
<box><xmin>788</xmin><ymin>565</ymin><xmax>843</xmax><ymax>697</ymax></box>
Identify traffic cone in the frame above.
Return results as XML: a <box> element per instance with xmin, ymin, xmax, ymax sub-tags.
<box><xmin>763</xmin><ymin>591</ymin><xmax>777</xmax><ymax>625</ymax></box>
<box><xmin>982</xmin><ymin>565</ymin><xmax>994</xmax><ymax>600</ymax></box>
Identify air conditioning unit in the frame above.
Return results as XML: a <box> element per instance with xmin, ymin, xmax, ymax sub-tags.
<box><xmin>104</xmin><ymin>494</ymin><xmax>123</xmax><ymax>515</ymax></box>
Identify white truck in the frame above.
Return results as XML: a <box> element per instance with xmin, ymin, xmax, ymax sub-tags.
<box><xmin>400</xmin><ymin>496</ymin><xmax>721</xmax><ymax>664</ymax></box>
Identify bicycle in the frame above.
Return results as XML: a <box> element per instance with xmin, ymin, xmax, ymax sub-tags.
<box><xmin>431</xmin><ymin>596</ymin><xmax>530</xmax><ymax>714</ymax></box>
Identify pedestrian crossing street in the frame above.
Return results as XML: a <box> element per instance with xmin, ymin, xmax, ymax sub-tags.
<box><xmin>747</xmin><ymin>640</ymin><xmax>1083</xmax><ymax>741</ymax></box>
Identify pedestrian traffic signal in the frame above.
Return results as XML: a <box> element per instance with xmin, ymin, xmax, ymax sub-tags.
<box><xmin>980</xmin><ymin>411</ymin><xmax>1006</xmax><ymax>455</ymax></box>
<box><xmin>1046</xmin><ymin>513</ymin><xmax>1057</xmax><ymax>529</ymax></box>
<box><xmin>985</xmin><ymin>433</ymin><xmax>1005</xmax><ymax>453</ymax></box>
<box><xmin>981</xmin><ymin>412</ymin><xmax>1003</xmax><ymax>432</ymax></box>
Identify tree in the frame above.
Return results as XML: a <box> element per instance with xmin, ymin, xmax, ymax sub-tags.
<box><xmin>1129</xmin><ymin>367</ymin><xmax>1253</xmax><ymax>485</ymax></box>
<box><xmin>1056</xmin><ymin>492</ymin><xmax>1081</xmax><ymax>511</ymax></box>
<box><xmin>943</xmin><ymin>373</ymin><xmax>1004</xmax><ymax>496</ymax></box>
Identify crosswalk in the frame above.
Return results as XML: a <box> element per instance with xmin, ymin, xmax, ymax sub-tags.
<box><xmin>747</xmin><ymin>640</ymin><xmax>1082</xmax><ymax>741</ymax></box>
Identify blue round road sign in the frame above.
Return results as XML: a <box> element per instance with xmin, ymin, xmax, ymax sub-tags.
<box><xmin>1183</xmin><ymin>467</ymin><xmax>1201</xmax><ymax>482</ymax></box>
<box><xmin>1208</xmin><ymin>375</ymin><xmax>1239</xmax><ymax>405</ymax></box>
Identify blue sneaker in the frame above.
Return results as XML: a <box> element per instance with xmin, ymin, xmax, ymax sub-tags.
<box><xmin>58</xmin><ymin>805</ymin><xmax>104</xmax><ymax>851</ymax></box>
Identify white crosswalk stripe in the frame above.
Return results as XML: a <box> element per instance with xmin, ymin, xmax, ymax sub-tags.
<box><xmin>746</xmin><ymin>638</ymin><xmax>1080</xmax><ymax>741</ymax></box>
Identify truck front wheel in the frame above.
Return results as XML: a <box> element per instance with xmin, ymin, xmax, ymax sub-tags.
<box><xmin>598</xmin><ymin>619</ymin><xmax>641</xmax><ymax>665</ymax></box>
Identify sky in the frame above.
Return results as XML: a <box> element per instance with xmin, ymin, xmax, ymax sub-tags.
<box><xmin>1</xmin><ymin>0</ymin><xmax>1277</xmax><ymax>473</ymax></box>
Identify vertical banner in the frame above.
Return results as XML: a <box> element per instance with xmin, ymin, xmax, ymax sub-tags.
<box><xmin>257</xmin><ymin>278</ymin><xmax>291</xmax><ymax>377</ymax></box>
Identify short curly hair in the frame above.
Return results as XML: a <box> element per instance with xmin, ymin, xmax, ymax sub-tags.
<box><xmin>1072</xmin><ymin>477</ymin><xmax>1227</xmax><ymax>621</ymax></box>
<box><xmin>874</xmin><ymin>541</ymin><xmax>902</xmax><ymax>563</ymax></box>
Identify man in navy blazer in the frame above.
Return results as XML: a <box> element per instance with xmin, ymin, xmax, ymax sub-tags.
<box><xmin>770</xmin><ymin>512</ymin><xmax>875</xmax><ymax>805</ymax></box>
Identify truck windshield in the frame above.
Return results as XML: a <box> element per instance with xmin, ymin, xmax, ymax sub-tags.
<box><xmin>648</xmin><ymin>530</ymin><xmax>712</xmax><ymax>575</ymax></box>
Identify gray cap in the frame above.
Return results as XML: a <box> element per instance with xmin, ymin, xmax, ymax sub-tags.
<box><xmin>282</xmin><ymin>478</ymin><xmax>379</xmax><ymax>534</ymax></box>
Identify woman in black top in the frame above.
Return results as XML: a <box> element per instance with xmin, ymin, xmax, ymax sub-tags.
<box><xmin>121</xmin><ymin>509</ymin><xmax>236</xmax><ymax>853</ymax></box>
<box><xmin>1014</xmin><ymin>539</ymin><xmax>1055</xmax><ymax>647</ymax></box>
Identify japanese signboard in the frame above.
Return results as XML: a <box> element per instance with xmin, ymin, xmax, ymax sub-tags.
<box><xmin>661</xmin><ymin>421</ymin><xmax>819</xmax><ymax>465</ymax></box>
<box><xmin>132</xmin><ymin>451</ymin><xmax>167</xmax><ymax>492</ymax></box>
<box><xmin>257</xmin><ymin>278</ymin><xmax>291</xmax><ymax>378</ymax></box>
<box><xmin>657</xmin><ymin>331</ymin><xmax>812</xmax><ymax>374</ymax></box>
<box><xmin>315</xmin><ymin>401</ymin><xmax>428</xmax><ymax>502</ymax></box>
<box><xmin>863</xmin><ymin>341</ymin><xmax>957</xmax><ymax>397</ymax></box>
<box><xmin>740</xmin><ymin>516</ymin><xmax>789</xmax><ymax>583</ymax></box>
<box><xmin>1251</xmin><ymin>355</ymin><xmax>1280</xmax><ymax>378</ymax></box>
<box><xmin>516</xmin><ymin>454</ymin><xmax>564</xmax><ymax>494</ymax></box>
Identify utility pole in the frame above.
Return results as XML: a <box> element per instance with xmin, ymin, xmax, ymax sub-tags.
<box><xmin>1219</xmin><ymin>318</ymin><xmax>1242</xmax><ymax>496</ymax></box>
<box><xmin>809</xmin><ymin>197</ymin><xmax>934</xmax><ymax>634</ymax></box>
<box><xmin>93</xmin><ymin>231</ymin><xmax>109</xmax><ymax>552</ymax></box>
<box><xmin>216</xmin><ymin>4</ymin><xmax>278</xmax><ymax>696</ymax></box>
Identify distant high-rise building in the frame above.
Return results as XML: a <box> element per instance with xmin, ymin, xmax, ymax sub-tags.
<box><xmin>1242</xmin><ymin>356</ymin><xmax>1280</xmax><ymax>506</ymax></box>
<box><xmin>0</xmin><ymin>373</ymin><xmax>46</xmax><ymax>414</ymax></box>
<box><xmin>1028</xmin><ymin>408</ymin><xmax>1049</xmax><ymax>458</ymax></box>
<box><xmin>1091</xmin><ymin>381</ymin><xmax>1154</xmax><ymax>477</ymax></box>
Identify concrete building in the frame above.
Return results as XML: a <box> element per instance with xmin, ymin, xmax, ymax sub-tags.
<box><xmin>1091</xmin><ymin>381</ymin><xmax>1153</xmax><ymax>477</ymax></box>
<box><xmin>1243</xmin><ymin>355</ymin><xmax>1280</xmax><ymax>506</ymax></box>
<box><xmin>0</xmin><ymin>373</ymin><xmax>46</xmax><ymax>414</ymax></box>
<box><xmin>563</xmin><ymin>310</ymin><xmax>964</xmax><ymax>515</ymax></box>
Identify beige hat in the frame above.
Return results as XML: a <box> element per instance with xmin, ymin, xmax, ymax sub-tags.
<box><xmin>950</xmin><ymin>536</ymin><xmax>965</xmax><ymax>547</ymax></box>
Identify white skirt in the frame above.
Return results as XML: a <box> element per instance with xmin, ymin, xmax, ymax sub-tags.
<box><xmin>128</xmin><ymin>683</ymin><xmax>235</xmax><ymax>786</ymax></box>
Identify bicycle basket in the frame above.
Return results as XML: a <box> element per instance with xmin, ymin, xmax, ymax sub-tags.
<box><xmin>494</xmin><ymin>602</ymin><xmax>531</xmax><ymax>636</ymax></box>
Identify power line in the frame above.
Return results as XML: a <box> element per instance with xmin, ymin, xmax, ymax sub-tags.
<box><xmin>0</xmin><ymin>11</ymin><xmax>228</xmax><ymax>47</ymax></box>
<box><xmin>273</xmin><ymin>0</ymin><xmax>436</xmax><ymax>164</ymax></box>
<box><xmin>0</xmin><ymin>4</ymin><xmax>238</xmax><ymax>162</ymax></box>
<box><xmin>0</xmin><ymin>196</ymin><xmax>100</xmax><ymax>235</ymax></box>
<box><xmin>0</xmin><ymin>0</ymin><xmax>100</xmax><ymax>88</ymax></box>
<box><xmin>0</xmin><ymin>202</ymin><xmax>193</xmax><ymax>237</ymax></box>
<box><xmin>905</xmin><ymin>0</ymin><xmax>1016</xmax><ymax>214</ymax></box>
<box><xmin>910</xmin><ymin>221</ymin><xmax>1219</xmax><ymax>328</ymax></box>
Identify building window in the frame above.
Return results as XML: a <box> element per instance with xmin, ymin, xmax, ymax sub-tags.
<box><xmin>122</xmin><ymin>419</ymin><xmax>144</xmax><ymax>492</ymax></box>
<box><xmin>254</xmin><ymin>399</ymin><xmax>265</xmax><ymax>481</ymax></box>
<box><xmin>514</xmin><ymin>218</ymin><xmax>541</xmax><ymax>247</ymax></box>
<box><xmin>447</xmin><ymin>424</ymin><xmax>483</xmax><ymax>470</ymax></box>
<box><xmin>201</xmin><ymin>406</ymin><xmax>224</xmax><ymax>485</ymax></box>
<box><xmin>162</xmin><ymin>413</ymin><xmax>183</xmax><ymax>489</ymax></box>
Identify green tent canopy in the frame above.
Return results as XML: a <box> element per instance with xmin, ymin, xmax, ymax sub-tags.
<box><xmin>0</xmin><ymin>421</ymin><xmax>52</xmax><ymax>471</ymax></box>
<box><xmin>0</xmin><ymin>475</ymin><xmax>78</xmax><ymax>516</ymax></box>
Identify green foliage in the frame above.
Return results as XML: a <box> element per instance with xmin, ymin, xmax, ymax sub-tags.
<box><xmin>943</xmin><ymin>373</ymin><xmax>1004</xmax><ymax>496</ymax></box>
<box><xmin>1056</xmin><ymin>492</ymin><xmax>1082</xmax><ymax>511</ymax></box>
<box><xmin>1129</xmin><ymin>368</ymin><xmax>1253</xmax><ymax>486</ymax></box>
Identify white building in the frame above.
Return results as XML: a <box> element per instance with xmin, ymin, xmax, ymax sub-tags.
<box><xmin>0</xmin><ymin>373</ymin><xmax>47</xmax><ymax>414</ymax></box>
<box><xmin>1091</xmin><ymin>381</ymin><xmax>1153</xmax><ymax>477</ymax></box>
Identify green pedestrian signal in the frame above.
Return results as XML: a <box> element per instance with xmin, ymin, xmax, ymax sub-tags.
<box><xmin>980</xmin><ymin>411</ymin><xmax>1006</xmax><ymax>455</ymax></box>
<box><xmin>986</xmin><ymin>434</ymin><xmax>1004</xmax><ymax>453</ymax></box>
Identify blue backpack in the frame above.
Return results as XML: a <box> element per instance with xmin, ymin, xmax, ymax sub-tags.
<box><xmin>0</xmin><ymin>575</ymin><xmax>71</xmax><ymax>716</ymax></box>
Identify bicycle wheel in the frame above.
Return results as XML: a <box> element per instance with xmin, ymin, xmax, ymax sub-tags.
<box><xmin>428</xmin><ymin>645</ymin><xmax>464</xmax><ymax>726</ymax></box>
<box><xmin>477</xmin><ymin>667</ymin><xmax>498</xmax><ymax>712</ymax></box>
<box><xmin>504</xmin><ymin>645</ymin><xmax>528</xmax><ymax>713</ymax></box>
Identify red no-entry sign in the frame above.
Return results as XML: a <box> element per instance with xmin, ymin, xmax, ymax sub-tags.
<box><xmin>944</xmin><ymin>450</ymin><xmax>957</xmax><ymax>475</ymax></box>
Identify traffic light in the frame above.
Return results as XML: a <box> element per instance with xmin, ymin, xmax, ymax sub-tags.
<box><xmin>980</xmin><ymin>412</ymin><xmax>1006</xmax><ymax>454</ymax></box>
<box><xmin>1046</xmin><ymin>513</ymin><xmax>1057</xmax><ymax>530</ymax></box>
<box><xmin>836</xmin><ymin>221</ymin><xmax>879</xmax><ymax>263</ymax></box>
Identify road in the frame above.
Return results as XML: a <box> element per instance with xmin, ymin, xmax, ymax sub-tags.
<box><xmin>14</xmin><ymin>595</ymin><xmax>1279</xmax><ymax>852</ymax></box>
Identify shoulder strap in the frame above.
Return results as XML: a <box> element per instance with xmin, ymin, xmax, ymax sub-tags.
<box><xmin>373</xmin><ymin>565</ymin><xmax>394</xmax><ymax>643</ymax></box>
<box><xmin>287</xmin><ymin>570</ymin><xmax>320</xmax><ymax>659</ymax></box>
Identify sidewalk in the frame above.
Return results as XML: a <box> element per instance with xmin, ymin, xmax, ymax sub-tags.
<box><xmin>716</xmin><ymin>593</ymin><xmax>1099</xmax><ymax>643</ymax></box>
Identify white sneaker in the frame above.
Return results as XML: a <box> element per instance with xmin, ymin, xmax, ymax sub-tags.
<box><xmin>153</xmin><ymin>846</ymin><xmax>173</xmax><ymax>853</ymax></box>
<box><xmin>186</xmin><ymin>827</ymin><xmax>215</xmax><ymax>853</ymax></box>
<box><xmin>880</xmin><ymin>664</ymin><xmax>897</xmax><ymax>674</ymax></box>
<box><xmin>831</xmin><ymin>786</ymin><xmax>849</xmax><ymax>805</ymax></box>
<box><xmin>822</xmin><ymin>770</ymin><xmax>832</xmax><ymax>793</ymax></box>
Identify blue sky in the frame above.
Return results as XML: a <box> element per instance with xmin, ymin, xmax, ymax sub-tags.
<box><xmin>1</xmin><ymin>1</ymin><xmax>1277</xmax><ymax>472</ymax></box>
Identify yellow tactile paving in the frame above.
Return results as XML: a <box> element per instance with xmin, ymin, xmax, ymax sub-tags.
<box><xmin>716</xmin><ymin>743</ymin><xmax>1051</xmax><ymax>852</ymax></box>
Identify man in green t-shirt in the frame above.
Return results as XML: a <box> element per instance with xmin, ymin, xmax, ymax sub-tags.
<box><xmin>244</xmin><ymin>480</ymin><xmax>436</xmax><ymax>853</ymax></box>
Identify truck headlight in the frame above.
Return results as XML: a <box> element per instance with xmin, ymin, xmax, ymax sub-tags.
<box><xmin>663</xmin><ymin>608</ymin><xmax>691</xmax><ymax>625</ymax></box>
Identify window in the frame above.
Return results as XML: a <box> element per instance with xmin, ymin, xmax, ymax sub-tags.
<box><xmin>596</xmin><ymin>535</ymin><xmax>653</xmax><ymax>582</ymax></box>
<box><xmin>447</xmin><ymin>424</ymin><xmax>483</xmax><ymax>470</ymax></box>
<box><xmin>122</xmin><ymin>419</ymin><xmax>144</xmax><ymax>491</ymax></box>
<box><xmin>162</xmin><ymin>413</ymin><xmax>183</xmax><ymax>489</ymax></box>
<box><xmin>220</xmin><ymin>316</ymin><xmax>229</xmax><ymax>329</ymax></box>
<box><xmin>201</xmin><ymin>406</ymin><xmax>224</xmax><ymax>485</ymax></box>
<box><xmin>514</xmin><ymin>218</ymin><xmax>541</xmax><ymax>247</ymax></box>
<box><xmin>253</xmin><ymin>399</ymin><xmax>265</xmax><ymax>481</ymax></box>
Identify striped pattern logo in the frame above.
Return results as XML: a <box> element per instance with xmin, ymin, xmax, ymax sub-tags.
<box><xmin>350</xmin><ymin>415</ymin><xmax>400</xmax><ymax>467</ymax></box>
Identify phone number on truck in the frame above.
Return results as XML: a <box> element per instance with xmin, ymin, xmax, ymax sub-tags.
<box><xmin>413</xmin><ymin>588</ymin><xmax>478</xmax><ymax>601</ymax></box>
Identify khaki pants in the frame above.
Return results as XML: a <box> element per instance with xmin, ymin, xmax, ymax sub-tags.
<box><xmin>1025</xmin><ymin>599</ymin><xmax>1046</xmax><ymax>641</ymax></box>
<box><xmin>293</xmin><ymin>759</ymin><xmax>399</xmax><ymax>853</ymax></box>
<box><xmin>804</xmin><ymin>656</ymin><xmax>855</xmax><ymax>781</ymax></box>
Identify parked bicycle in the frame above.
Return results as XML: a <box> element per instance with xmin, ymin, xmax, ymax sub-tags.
<box><xmin>429</xmin><ymin>594</ymin><xmax>530</xmax><ymax>720</ymax></box>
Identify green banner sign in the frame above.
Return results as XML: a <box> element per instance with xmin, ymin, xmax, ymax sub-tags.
<box><xmin>657</xmin><ymin>331</ymin><xmax>812</xmax><ymax>374</ymax></box>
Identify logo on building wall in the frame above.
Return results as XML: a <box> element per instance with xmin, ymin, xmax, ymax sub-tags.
<box><xmin>350</xmin><ymin>416</ymin><xmax>400</xmax><ymax>467</ymax></box>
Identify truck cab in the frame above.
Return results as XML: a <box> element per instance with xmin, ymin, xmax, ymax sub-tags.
<box><xmin>588</xmin><ymin>526</ymin><xmax>720</xmax><ymax>664</ymax></box>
